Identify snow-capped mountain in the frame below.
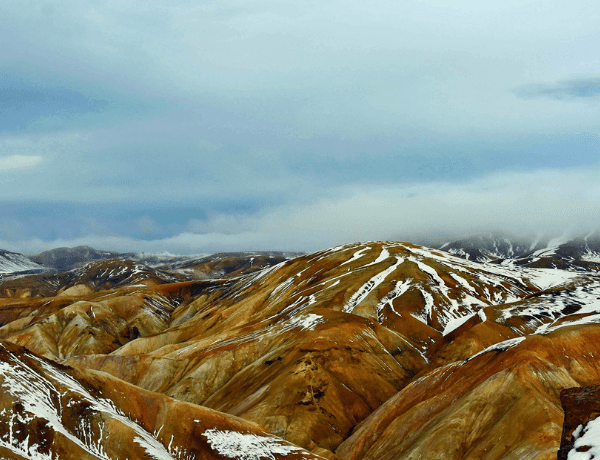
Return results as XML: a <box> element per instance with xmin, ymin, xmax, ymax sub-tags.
<box><xmin>434</xmin><ymin>230</ymin><xmax>600</xmax><ymax>270</ymax></box>
<box><xmin>435</xmin><ymin>232</ymin><xmax>537</xmax><ymax>261</ymax></box>
<box><xmin>0</xmin><ymin>249</ymin><xmax>49</xmax><ymax>275</ymax></box>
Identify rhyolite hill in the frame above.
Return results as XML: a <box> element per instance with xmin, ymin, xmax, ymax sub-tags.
<box><xmin>0</xmin><ymin>239</ymin><xmax>599</xmax><ymax>459</ymax></box>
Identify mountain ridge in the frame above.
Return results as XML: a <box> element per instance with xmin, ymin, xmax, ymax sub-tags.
<box><xmin>0</xmin><ymin>238</ymin><xmax>598</xmax><ymax>459</ymax></box>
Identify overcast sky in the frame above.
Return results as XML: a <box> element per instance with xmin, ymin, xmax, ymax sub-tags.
<box><xmin>1</xmin><ymin>0</ymin><xmax>600</xmax><ymax>255</ymax></box>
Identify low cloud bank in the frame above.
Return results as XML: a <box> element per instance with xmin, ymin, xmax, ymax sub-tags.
<box><xmin>4</xmin><ymin>163</ymin><xmax>600</xmax><ymax>256</ymax></box>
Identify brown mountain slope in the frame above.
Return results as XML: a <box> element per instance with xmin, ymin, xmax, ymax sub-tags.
<box><xmin>336</xmin><ymin>272</ymin><xmax>600</xmax><ymax>460</ymax></box>
<box><xmin>0</xmin><ymin>241</ymin><xmax>598</xmax><ymax>459</ymax></box>
<box><xmin>60</xmin><ymin>241</ymin><xmax>553</xmax><ymax>455</ymax></box>
<box><xmin>336</xmin><ymin>324</ymin><xmax>600</xmax><ymax>460</ymax></box>
<box><xmin>0</xmin><ymin>340</ymin><xmax>327</xmax><ymax>460</ymax></box>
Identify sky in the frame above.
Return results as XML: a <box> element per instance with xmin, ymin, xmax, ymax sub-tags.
<box><xmin>1</xmin><ymin>0</ymin><xmax>600</xmax><ymax>255</ymax></box>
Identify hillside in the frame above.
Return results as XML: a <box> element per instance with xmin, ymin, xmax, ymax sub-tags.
<box><xmin>0</xmin><ymin>249</ymin><xmax>49</xmax><ymax>275</ymax></box>
<box><xmin>0</xmin><ymin>240</ymin><xmax>598</xmax><ymax>459</ymax></box>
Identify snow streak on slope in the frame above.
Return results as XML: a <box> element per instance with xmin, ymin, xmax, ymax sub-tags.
<box><xmin>466</xmin><ymin>337</ymin><xmax>527</xmax><ymax>361</ymax></box>
<box><xmin>343</xmin><ymin>257</ymin><xmax>404</xmax><ymax>314</ymax></box>
<box><xmin>499</xmin><ymin>278</ymin><xmax>600</xmax><ymax>335</ymax></box>
<box><xmin>411</xmin><ymin>290</ymin><xmax>435</xmax><ymax>325</ymax></box>
<box><xmin>405</xmin><ymin>254</ymin><xmax>487</xmax><ymax>333</ymax></box>
<box><xmin>405</xmin><ymin>244</ymin><xmax>578</xmax><ymax>292</ymax></box>
<box><xmin>0</xmin><ymin>348</ymin><xmax>112</xmax><ymax>459</ymax></box>
<box><xmin>285</xmin><ymin>313</ymin><xmax>325</xmax><ymax>331</ymax></box>
<box><xmin>521</xmin><ymin>269</ymin><xmax>582</xmax><ymax>291</ymax></box>
<box><xmin>202</xmin><ymin>428</ymin><xmax>315</xmax><ymax>460</ymax></box>
<box><xmin>362</xmin><ymin>248</ymin><xmax>390</xmax><ymax>268</ymax></box>
<box><xmin>266</xmin><ymin>242</ymin><xmax>544</xmax><ymax>335</ymax></box>
<box><xmin>340</xmin><ymin>247</ymin><xmax>371</xmax><ymax>266</ymax></box>
<box><xmin>0</xmin><ymin>344</ymin><xmax>185</xmax><ymax>460</ymax></box>
<box><xmin>376</xmin><ymin>279</ymin><xmax>412</xmax><ymax>320</ymax></box>
<box><xmin>0</xmin><ymin>250</ymin><xmax>46</xmax><ymax>274</ymax></box>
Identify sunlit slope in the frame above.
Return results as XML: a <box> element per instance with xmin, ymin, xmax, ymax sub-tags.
<box><xmin>336</xmin><ymin>273</ymin><xmax>600</xmax><ymax>460</ymax></box>
<box><xmin>336</xmin><ymin>322</ymin><xmax>600</xmax><ymax>460</ymax></box>
<box><xmin>61</xmin><ymin>242</ymin><xmax>554</xmax><ymax>454</ymax></box>
<box><xmin>0</xmin><ymin>259</ymin><xmax>206</xmax><ymax>360</ymax></box>
<box><xmin>0</xmin><ymin>241</ymin><xmax>596</xmax><ymax>459</ymax></box>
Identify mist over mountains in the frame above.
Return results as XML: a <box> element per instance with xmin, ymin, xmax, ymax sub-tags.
<box><xmin>4</xmin><ymin>228</ymin><xmax>599</xmax><ymax>276</ymax></box>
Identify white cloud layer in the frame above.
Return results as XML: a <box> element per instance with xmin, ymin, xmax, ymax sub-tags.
<box><xmin>1</xmin><ymin>1</ymin><xmax>599</xmax><ymax>251</ymax></box>
<box><xmin>5</xmin><ymin>163</ymin><xmax>600</xmax><ymax>255</ymax></box>
<box><xmin>0</xmin><ymin>155</ymin><xmax>42</xmax><ymax>172</ymax></box>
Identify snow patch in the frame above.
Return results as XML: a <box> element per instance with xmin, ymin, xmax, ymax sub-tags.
<box><xmin>568</xmin><ymin>415</ymin><xmax>600</xmax><ymax>460</ymax></box>
<box><xmin>376</xmin><ymin>279</ymin><xmax>412</xmax><ymax>320</ymax></box>
<box><xmin>340</xmin><ymin>247</ymin><xmax>371</xmax><ymax>266</ymax></box>
<box><xmin>342</xmin><ymin>257</ymin><xmax>404</xmax><ymax>314</ymax></box>
<box><xmin>0</xmin><ymin>345</ymin><xmax>183</xmax><ymax>460</ymax></box>
<box><xmin>442</xmin><ymin>312</ymin><xmax>477</xmax><ymax>336</ymax></box>
<box><xmin>467</xmin><ymin>337</ymin><xmax>526</xmax><ymax>361</ymax></box>
<box><xmin>202</xmin><ymin>428</ymin><xmax>310</xmax><ymax>460</ymax></box>
<box><xmin>286</xmin><ymin>314</ymin><xmax>324</xmax><ymax>331</ymax></box>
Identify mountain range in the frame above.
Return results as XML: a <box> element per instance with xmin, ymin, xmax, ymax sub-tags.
<box><xmin>0</xmin><ymin>235</ymin><xmax>599</xmax><ymax>459</ymax></box>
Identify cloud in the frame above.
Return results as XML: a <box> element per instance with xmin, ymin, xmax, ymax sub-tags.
<box><xmin>1</xmin><ymin>1</ymin><xmax>600</xmax><ymax>255</ymax></box>
<box><xmin>0</xmin><ymin>155</ymin><xmax>42</xmax><ymax>172</ymax></box>
<box><xmin>5</xmin><ymin>162</ymin><xmax>600</xmax><ymax>255</ymax></box>
<box><xmin>513</xmin><ymin>78</ymin><xmax>600</xmax><ymax>100</ymax></box>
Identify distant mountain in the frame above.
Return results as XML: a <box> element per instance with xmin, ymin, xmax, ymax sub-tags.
<box><xmin>31</xmin><ymin>245</ymin><xmax>125</xmax><ymax>271</ymax></box>
<box><xmin>513</xmin><ymin>232</ymin><xmax>600</xmax><ymax>270</ymax></box>
<box><xmin>29</xmin><ymin>245</ymin><xmax>304</xmax><ymax>279</ymax></box>
<box><xmin>433</xmin><ymin>230</ymin><xmax>600</xmax><ymax>271</ymax></box>
<box><xmin>161</xmin><ymin>251</ymin><xmax>304</xmax><ymax>279</ymax></box>
<box><xmin>435</xmin><ymin>232</ymin><xmax>538</xmax><ymax>262</ymax></box>
<box><xmin>127</xmin><ymin>252</ymin><xmax>205</xmax><ymax>268</ymax></box>
<box><xmin>0</xmin><ymin>249</ymin><xmax>49</xmax><ymax>275</ymax></box>
<box><xmin>30</xmin><ymin>246</ymin><xmax>206</xmax><ymax>272</ymax></box>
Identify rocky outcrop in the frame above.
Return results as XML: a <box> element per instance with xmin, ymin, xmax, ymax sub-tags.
<box><xmin>559</xmin><ymin>385</ymin><xmax>600</xmax><ymax>460</ymax></box>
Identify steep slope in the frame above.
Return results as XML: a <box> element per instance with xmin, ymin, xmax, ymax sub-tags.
<box><xmin>336</xmin><ymin>274</ymin><xmax>600</xmax><ymax>460</ymax></box>
<box><xmin>558</xmin><ymin>385</ymin><xmax>600</xmax><ymax>460</ymax></box>
<box><xmin>0</xmin><ymin>340</ymin><xmax>326</xmax><ymax>460</ymax></box>
<box><xmin>336</xmin><ymin>323</ymin><xmax>600</xmax><ymax>460</ymax></box>
<box><xmin>0</xmin><ymin>249</ymin><xmax>49</xmax><ymax>275</ymax></box>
